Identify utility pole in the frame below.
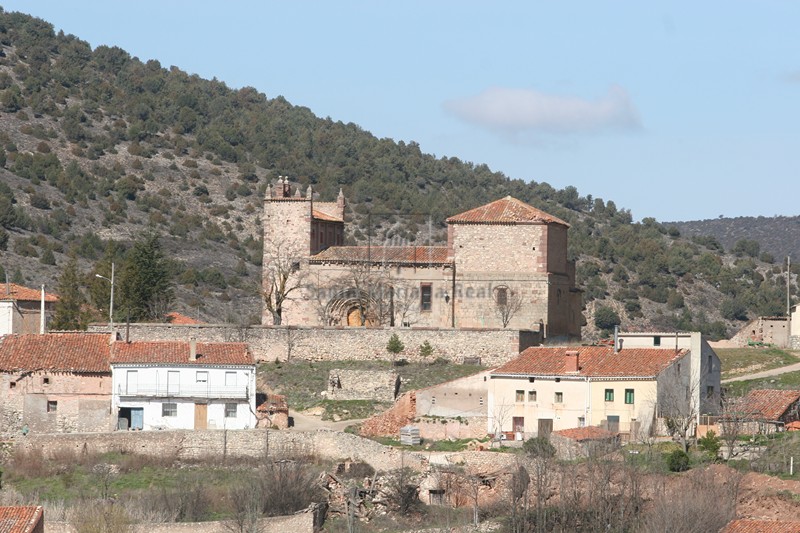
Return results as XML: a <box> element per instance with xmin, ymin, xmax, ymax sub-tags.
<box><xmin>788</xmin><ymin>256</ymin><xmax>792</xmax><ymax>348</ymax></box>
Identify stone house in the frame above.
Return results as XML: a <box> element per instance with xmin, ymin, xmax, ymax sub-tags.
<box><xmin>110</xmin><ymin>339</ymin><xmax>257</xmax><ymax>430</ymax></box>
<box><xmin>550</xmin><ymin>426</ymin><xmax>620</xmax><ymax>460</ymax></box>
<box><xmin>735</xmin><ymin>389</ymin><xmax>800</xmax><ymax>434</ymax></box>
<box><xmin>0</xmin><ymin>506</ymin><xmax>44</xmax><ymax>533</ymax></box>
<box><xmin>256</xmin><ymin>393</ymin><xmax>289</xmax><ymax>429</ymax></box>
<box><xmin>262</xmin><ymin>180</ymin><xmax>583</xmax><ymax>339</ymax></box>
<box><xmin>0</xmin><ymin>283</ymin><xmax>58</xmax><ymax>336</ymax></box>
<box><xmin>488</xmin><ymin>343</ymin><xmax>698</xmax><ymax>440</ymax></box>
<box><xmin>731</xmin><ymin>316</ymin><xmax>790</xmax><ymax>348</ymax></box>
<box><xmin>0</xmin><ymin>333</ymin><xmax>115</xmax><ymax>435</ymax></box>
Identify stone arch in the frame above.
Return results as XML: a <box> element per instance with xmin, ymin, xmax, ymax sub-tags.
<box><xmin>325</xmin><ymin>288</ymin><xmax>379</xmax><ymax>326</ymax></box>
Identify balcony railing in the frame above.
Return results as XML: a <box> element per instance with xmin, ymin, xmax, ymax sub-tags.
<box><xmin>117</xmin><ymin>384</ymin><xmax>249</xmax><ymax>400</ymax></box>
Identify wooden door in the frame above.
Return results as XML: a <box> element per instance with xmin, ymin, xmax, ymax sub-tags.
<box><xmin>194</xmin><ymin>403</ymin><xmax>208</xmax><ymax>429</ymax></box>
<box><xmin>537</xmin><ymin>418</ymin><xmax>553</xmax><ymax>437</ymax></box>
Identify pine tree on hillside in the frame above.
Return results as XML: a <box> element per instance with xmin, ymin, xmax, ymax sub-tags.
<box><xmin>51</xmin><ymin>257</ymin><xmax>89</xmax><ymax>331</ymax></box>
<box><xmin>118</xmin><ymin>232</ymin><xmax>174</xmax><ymax>321</ymax></box>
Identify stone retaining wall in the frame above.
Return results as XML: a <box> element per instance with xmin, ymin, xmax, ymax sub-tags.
<box><xmin>327</xmin><ymin>369</ymin><xmax>399</xmax><ymax>401</ymax></box>
<box><xmin>88</xmin><ymin>324</ymin><xmax>539</xmax><ymax>365</ymax></box>
<box><xmin>46</xmin><ymin>513</ymin><xmax>314</xmax><ymax>533</ymax></box>
<box><xmin>10</xmin><ymin>428</ymin><xmax>423</xmax><ymax>473</ymax></box>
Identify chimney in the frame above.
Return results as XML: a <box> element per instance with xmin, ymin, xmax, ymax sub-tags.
<box><xmin>189</xmin><ymin>337</ymin><xmax>197</xmax><ymax>361</ymax></box>
<box><xmin>565</xmin><ymin>350</ymin><xmax>580</xmax><ymax>373</ymax></box>
<box><xmin>306</xmin><ymin>185</ymin><xmax>313</xmax><ymax>200</ymax></box>
<box><xmin>39</xmin><ymin>285</ymin><xmax>45</xmax><ymax>335</ymax></box>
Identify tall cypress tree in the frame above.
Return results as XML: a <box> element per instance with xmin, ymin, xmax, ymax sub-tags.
<box><xmin>51</xmin><ymin>257</ymin><xmax>89</xmax><ymax>330</ymax></box>
<box><xmin>119</xmin><ymin>232</ymin><xmax>174</xmax><ymax>321</ymax></box>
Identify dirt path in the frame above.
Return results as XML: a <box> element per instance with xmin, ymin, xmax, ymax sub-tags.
<box><xmin>722</xmin><ymin>360</ymin><xmax>800</xmax><ymax>383</ymax></box>
<box><xmin>289</xmin><ymin>410</ymin><xmax>367</xmax><ymax>431</ymax></box>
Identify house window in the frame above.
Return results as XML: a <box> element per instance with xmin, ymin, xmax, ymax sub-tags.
<box><xmin>578</xmin><ymin>416</ymin><xmax>585</xmax><ymax>427</ymax></box>
<box><xmin>43</xmin><ymin>377</ymin><xmax>50</xmax><ymax>385</ymax></box>
<box><xmin>515</xmin><ymin>390</ymin><xmax>525</xmax><ymax>402</ymax></box>
<box><xmin>707</xmin><ymin>386</ymin><xmax>715</xmax><ymax>399</ymax></box>
<box><xmin>605</xmin><ymin>389</ymin><xmax>614</xmax><ymax>402</ymax></box>
<box><xmin>10</xmin><ymin>381</ymin><xmax>16</xmax><ymax>389</ymax></box>
<box><xmin>431</xmin><ymin>396</ymin><xmax>436</xmax><ymax>405</ymax></box>
<box><xmin>196</xmin><ymin>371</ymin><xmax>208</xmax><ymax>384</ymax></box>
<box><xmin>495</xmin><ymin>287</ymin><xmax>508</xmax><ymax>306</ymax></box>
<box><xmin>162</xmin><ymin>403</ymin><xmax>177</xmax><ymax>417</ymax></box>
<box><xmin>653</xmin><ymin>336</ymin><xmax>661</xmax><ymax>347</ymax></box>
<box><xmin>420</xmin><ymin>284</ymin><xmax>432</xmax><ymax>311</ymax></box>
<box><xmin>225</xmin><ymin>403</ymin><xmax>238</xmax><ymax>418</ymax></box>
<box><xmin>47</xmin><ymin>400</ymin><xmax>57</xmax><ymax>413</ymax></box>
<box><xmin>624</xmin><ymin>389</ymin><xmax>634</xmax><ymax>404</ymax></box>
<box><xmin>225</xmin><ymin>372</ymin><xmax>236</xmax><ymax>387</ymax></box>
<box><xmin>708</xmin><ymin>355</ymin><xmax>713</xmax><ymax>370</ymax></box>
<box><xmin>555</xmin><ymin>392</ymin><xmax>563</xmax><ymax>403</ymax></box>
<box><xmin>528</xmin><ymin>390</ymin><xmax>537</xmax><ymax>402</ymax></box>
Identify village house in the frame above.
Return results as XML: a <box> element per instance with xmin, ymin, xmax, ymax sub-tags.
<box><xmin>0</xmin><ymin>506</ymin><xmax>44</xmax><ymax>533</ymax></box>
<box><xmin>110</xmin><ymin>339</ymin><xmax>256</xmax><ymax>430</ymax></box>
<box><xmin>0</xmin><ymin>283</ymin><xmax>57</xmax><ymax>336</ymax></box>
<box><xmin>262</xmin><ymin>179</ymin><xmax>583</xmax><ymax>339</ymax></box>
<box><xmin>0</xmin><ymin>333</ymin><xmax>115</xmax><ymax>435</ymax></box>
<box><xmin>734</xmin><ymin>389</ymin><xmax>800</xmax><ymax>434</ymax></box>
<box><xmin>487</xmin><ymin>333</ymin><xmax>721</xmax><ymax>440</ymax></box>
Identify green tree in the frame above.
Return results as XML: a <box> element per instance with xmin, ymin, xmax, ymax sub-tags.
<box><xmin>594</xmin><ymin>306</ymin><xmax>621</xmax><ymax>332</ymax></box>
<box><xmin>387</xmin><ymin>333</ymin><xmax>405</xmax><ymax>355</ymax></box>
<box><xmin>51</xmin><ymin>257</ymin><xmax>89</xmax><ymax>330</ymax></box>
<box><xmin>118</xmin><ymin>232</ymin><xmax>174</xmax><ymax>321</ymax></box>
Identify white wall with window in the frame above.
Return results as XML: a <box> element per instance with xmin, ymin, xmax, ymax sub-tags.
<box><xmin>111</xmin><ymin>364</ymin><xmax>256</xmax><ymax>430</ymax></box>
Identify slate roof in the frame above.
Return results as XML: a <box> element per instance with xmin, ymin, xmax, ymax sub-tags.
<box><xmin>553</xmin><ymin>426</ymin><xmax>619</xmax><ymax>441</ymax></box>
<box><xmin>446</xmin><ymin>196</ymin><xmax>569</xmax><ymax>227</ymax></box>
<box><xmin>0</xmin><ymin>506</ymin><xmax>44</xmax><ymax>533</ymax></box>
<box><xmin>165</xmin><ymin>312</ymin><xmax>203</xmax><ymax>325</ymax></box>
<box><xmin>722</xmin><ymin>519</ymin><xmax>800</xmax><ymax>533</ymax></box>
<box><xmin>310</xmin><ymin>246</ymin><xmax>451</xmax><ymax>265</ymax></box>
<box><xmin>111</xmin><ymin>341</ymin><xmax>253</xmax><ymax>366</ymax></box>
<box><xmin>492</xmin><ymin>346</ymin><xmax>686</xmax><ymax>378</ymax></box>
<box><xmin>0</xmin><ymin>283</ymin><xmax>58</xmax><ymax>302</ymax></box>
<box><xmin>740</xmin><ymin>389</ymin><xmax>800</xmax><ymax>421</ymax></box>
<box><xmin>0</xmin><ymin>334</ymin><xmax>111</xmax><ymax>373</ymax></box>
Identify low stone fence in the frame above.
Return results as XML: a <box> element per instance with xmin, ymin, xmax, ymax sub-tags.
<box><xmin>46</xmin><ymin>512</ymin><xmax>314</xmax><ymax>533</ymax></box>
<box><xmin>88</xmin><ymin>323</ymin><xmax>539</xmax><ymax>365</ymax></box>
<box><xmin>10</xmin><ymin>428</ymin><xmax>424</xmax><ymax>473</ymax></box>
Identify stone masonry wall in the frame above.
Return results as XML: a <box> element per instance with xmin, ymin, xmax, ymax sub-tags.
<box><xmin>327</xmin><ymin>369</ymin><xmax>399</xmax><ymax>401</ymax></box>
<box><xmin>88</xmin><ymin>324</ymin><xmax>535</xmax><ymax>366</ymax></box>
<box><xmin>46</xmin><ymin>513</ymin><xmax>314</xmax><ymax>533</ymax></box>
<box><xmin>12</xmin><ymin>428</ymin><xmax>424</xmax><ymax>473</ymax></box>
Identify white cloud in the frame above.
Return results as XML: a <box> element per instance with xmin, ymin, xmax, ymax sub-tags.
<box><xmin>444</xmin><ymin>85</ymin><xmax>641</xmax><ymax>135</ymax></box>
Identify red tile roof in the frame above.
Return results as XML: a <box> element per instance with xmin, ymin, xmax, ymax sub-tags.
<box><xmin>492</xmin><ymin>346</ymin><xmax>686</xmax><ymax>378</ymax></box>
<box><xmin>0</xmin><ymin>334</ymin><xmax>111</xmax><ymax>373</ymax></box>
<box><xmin>553</xmin><ymin>426</ymin><xmax>619</xmax><ymax>441</ymax></box>
<box><xmin>165</xmin><ymin>312</ymin><xmax>203</xmax><ymax>325</ymax></box>
<box><xmin>740</xmin><ymin>389</ymin><xmax>800</xmax><ymax>421</ymax></box>
<box><xmin>447</xmin><ymin>196</ymin><xmax>568</xmax><ymax>227</ymax></box>
<box><xmin>111</xmin><ymin>341</ymin><xmax>254</xmax><ymax>366</ymax></box>
<box><xmin>0</xmin><ymin>506</ymin><xmax>44</xmax><ymax>533</ymax></box>
<box><xmin>312</xmin><ymin>209</ymin><xmax>343</xmax><ymax>222</ymax></box>
<box><xmin>722</xmin><ymin>519</ymin><xmax>800</xmax><ymax>533</ymax></box>
<box><xmin>0</xmin><ymin>284</ymin><xmax>58</xmax><ymax>302</ymax></box>
<box><xmin>310</xmin><ymin>246</ymin><xmax>451</xmax><ymax>265</ymax></box>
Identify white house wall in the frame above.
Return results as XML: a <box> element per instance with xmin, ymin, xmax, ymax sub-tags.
<box><xmin>111</xmin><ymin>364</ymin><xmax>256</xmax><ymax>430</ymax></box>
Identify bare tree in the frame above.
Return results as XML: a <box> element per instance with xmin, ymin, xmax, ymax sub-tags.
<box><xmin>719</xmin><ymin>393</ymin><xmax>755</xmax><ymax>461</ymax></box>
<box><xmin>657</xmin><ymin>367</ymin><xmax>701</xmax><ymax>453</ymax></box>
<box><xmin>490</xmin><ymin>400</ymin><xmax>513</xmax><ymax>448</ymax></box>
<box><xmin>494</xmin><ymin>286</ymin><xmax>524</xmax><ymax>328</ymax></box>
<box><xmin>261</xmin><ymin>239</ymin><xmax>308</xmax><ymax>325</ymax></box>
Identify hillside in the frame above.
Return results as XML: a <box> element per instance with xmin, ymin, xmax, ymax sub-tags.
<box><xmin>0</xmin><ymin>10</ymin><xmax>796</xmax><ymax>337</ymax></box>
<box><xmin>669</xmin><ymin>216</ymin><xmax>800</xmax><ymax>265</ymax></box>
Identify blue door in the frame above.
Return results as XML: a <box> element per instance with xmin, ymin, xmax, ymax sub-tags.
<box><xmin>131</xmin><ymin>408</ymin><xmax>144</xmax><ymax>430</ymax></box>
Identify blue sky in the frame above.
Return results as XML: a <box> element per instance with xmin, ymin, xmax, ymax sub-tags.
<box><xmin>3</xmin><ymin>1</ymin><xmax>799</xmax><ymax>222</ymax></box>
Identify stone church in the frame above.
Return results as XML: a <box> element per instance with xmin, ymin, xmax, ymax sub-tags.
<box><xmin>262</xmin><ymin>178</ymin><xmax>583</xmax><ymax>340</ymax></box>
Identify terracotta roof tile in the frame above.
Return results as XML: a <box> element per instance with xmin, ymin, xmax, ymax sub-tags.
<box><xmin>311</xmin><ymin>246</ymin><xmax>450</xmax><ymax>265</ymax></box>
<box><xmin>492</xmin><ymin>346</ymin><xmax>686</xmax><ymax>378</ymax></box>
<box><xmin>740</xmin><ymin>389</ymin><xmax>800</xmax><ymax>421</ymax></box>
<box><xmin>552</xmin><ymin>426</ymin><xmax>619</xmax><ymax>441</ymax></box>
<box><xmin>312</xmin><ymin>209</ymin><xmax>343</xmax><ymax>222</ymax></box>
<box><xmin>447</xmin><ymin>196</ymin><xmax>568</xmax><ymax>227</ymax></box>
<box><xmin>111</xmin><ymin>341</ymin><xmax>253</xmax><ymax>366</ymax></box>
<box><xmin>0</xmin><ymin>284</ymin><xmax>58</xmax><ymax>302</ymax></box>
<box><xmin>0</xmin><ymin>506</ymin><xmax>44</xmax><ymax>533</ymax></box>
<box><xmin>722</xmin><ymin>519</ymin><xmax>800</xmax><ymax>533</ymax></box>
<box><xmin>165</xmin><ymin>312</ymin><xmax>204</xmax><ymax>325</ymax></box>
<box><xmin>0</xmin><ymin>334</ymin><xmax>111</xmax><ymax>373</ymax></box>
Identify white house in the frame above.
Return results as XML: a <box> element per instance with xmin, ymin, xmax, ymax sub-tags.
<box><xmin>110</xmin><ymin>339</ymin><xmax>257</xmax><ymax>431</ymax></box>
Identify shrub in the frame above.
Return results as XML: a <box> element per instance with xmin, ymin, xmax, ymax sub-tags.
<box><xmin>667</xmin><ymin>449</ymin><xmax>690</xmax><ymax>472</ymax></box>
<box><xmin>387</xmin><ymin>333</ymin><xmax>404</xmax><ymax>355</ymax></box>
<box><xmin>594</xmin><ymin>306</ymin><xmax>621</xmax><ymax>332</ymax></box>
<box><xmin>698</xmin><ymin>430</ymin><xmax>721</xmax><ymax>460</ymax></box>
<box><xmin>419</xmin><ymin>340</ymin><xmax>434</xmax><ymax>357</ymax></box>
<box><xmin>523</xmin><ymin>435</ymin><xmax>556</xmax><ymax>459</ymax></box>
